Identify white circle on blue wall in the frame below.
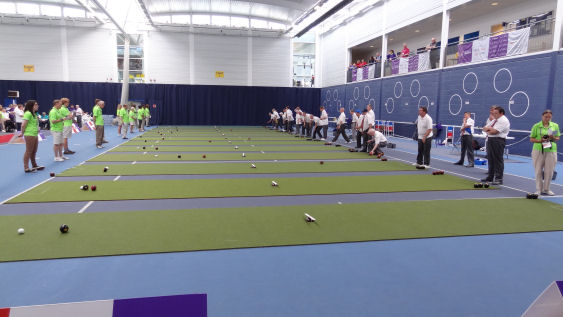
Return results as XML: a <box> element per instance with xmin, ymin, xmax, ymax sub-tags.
<box><xmin>449</xmin><ymin>94</ymin><xmax>463</xmax><ymax>116</ymax></box>
<box><xmin>463</xmin><ymin>72</ymin><xmax>478</xmax><ymax>95</ymax></box>
<box><xmin>369</xmin><ymin>98</ymin><xmax>376</xmax><ymax>108</ymax></box>
<box><xmin>333</xmin><ymin>89</ymin><xmax>338</xmax><ymax>101</ymax></box>
<box><xmin>410</xmin><ymin>79</ymin><xmax>421</xmax><ymax>97</ymax></box>
<box><xmin>418</xmin><ymin>96</ymin><xmax>429</xmax><ymax>108</ymax></box>
<box><xmin>364</xmin><ymin>86</ymin><xmax>370</xmax><ymax>99</ymax></box>
<box><xmin>348</xmin><ymin>100</ymin><xmax>354</xmax><ymax>111</ymax></box>
<box><xmin>385</xmin><ymin>98</ymin><xmax>395</xmax><ymax>114</ymax></box>
<box><xmin>493</xmin><ymin>68</ymin><xmax>512</xmax><ymax>94</ymax></box>
<box><xmin>353</xmin><ymin>87</ymin><xmax>360</xmax><ymax>100</ymax></box>
<box><xmin>508</xmin><ymin>91</ymin><xmax>530</xmax><ymax>118</ymax></box>
<box><xmin>337</xmin><ymin>100</ymin><xmax>342</xmax><ymax>108</ymax></box>
<box><xmin>394</xmin><ymin>82</ymin><xmax>403</xmax><ymax>98</ymax></box>
<box><xmin>326</xmin><ymin>91</ymin><xmax>331</xmax><ymax>101</ymax></box>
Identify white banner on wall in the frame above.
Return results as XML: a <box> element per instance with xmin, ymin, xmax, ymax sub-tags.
<box><xmin>418</xmin><ymin>51</ymin><xmax>430</xmax><ymax>71</ymax></box>
<box><xmin>399</xmin><ymin>58</ymin><xmax>409</xmax><ymax>74</ymax></box>
<box><xmin>368</xmin><ymin>64</ymin><xmax>376</xmax><ymax>78</ymax></box>
<box><xmin>471</xmin><ymin>36</ymin><xmax>490</xmax><ymax>62</ymax></box>
<box><xmin>507</xmin><ymin>27</ymin><xmax>530</xmax><ymax>57</ymax></box>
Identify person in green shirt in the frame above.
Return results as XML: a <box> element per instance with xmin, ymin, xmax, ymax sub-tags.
<box><xmin>60</xmin><ymin>97</ymin><xmax>75</xmax><ymax>155</ymax></box>
<box><xmin>49</xmin><ymin>99</ymin><xmax>66</xmax><ymax>161</ymax></box>
<box><xmin>116</xmin><ymin>104</ymin><xmax>123</xmax><ymax>136</ymax></box>
<box><xmin>20</xmin><ymin>100</ymin><xmax>44</xmax><ymax>173</ymax></box>
<box><xmin>138</xmin><ymin>106</ymin><xmax>145</xmax><ymax>132</ymax></box>
<box><xmin>93</xmin><ymin>100</ymin><xmax>105</xmax><ymax>148</ymax></box>
<box><xmin>530</xmin><ymin>109</ymin><xmax>560</xmax><ymax>196</ymax></box>
<box><xmin>129</xmin><ymin>105</ymin><xmax>137</xmax><ymax>134</ymax></box>
<box><xmin>120</xmin><ymin>104</ymin><xmax>129</xmax><ymax>139</ymax></box>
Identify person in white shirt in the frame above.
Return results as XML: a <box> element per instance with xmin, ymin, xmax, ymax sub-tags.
<box><xmin>366</xmin><ymin>104</ymin><xmax>375</xmax><ymax>129</ymax></box>
<box><xmin>271</xmin><ymin>108</ymin><xmax>279</xmax><ymax>130</ymax></box>
<box><xmin>367</xmin><ymin>128</ymin><xmax>388</xmax><ymax>157</ymax></box>
<box><xmin>357</xmin><ymin>109</ymin><xmax>371</xmax><ymax>152</ymax></box>
<box><xmin>455</xmin><ymin>112</ymin><xmax>475</xmax><ymax>167</ymax></box>
<box><xmin>311</xmin><ymin>114</ymin><xmax>322</xmax><ymax>139</ymax></box>
<box><xmin>482</xmin><ymin>106</ymin><xmax>510</xmax><ymax>185</ymax></box>
<box><xmin>319</xmin><ymin>106</ymin><xmax>329</xmax><ymax>140</ymax></box>
<box><xmin>332</xmin><ymin>107</ymin><xmax>350</xmax><ymax>143</ymax></box>
<box><xmin>303</xmin><ymin>112</ymin><xmax>311</xmax><ymax>137</ymax></box>
<box><xmin>75</xmin><ymin>105</ymin><xmax>84</xmax><ymax>128</ymax></box>
<box><xmin>349</xmin><ymin>110</ymin><xmax>358</xmax><ymax>141</ymax></box>
<box><xmin>416</xmin><ymin>106</ymin><xmax>433</xmax><ymax>168</ymax></box>
<box><xmin>286</xmin><ymin>107</ymin><xmax>294</xmax><ymax>133</ymax></box>
<box><xmin>281</xmin><ymin>108</ymin><xmax>288</xmax><ymax>132</ymax></box>
<box><xmin>14</xmin><ymin>104</ymin><xmax>24</xmax><ymax>131</ymax></box>
<box><xmin>294</xmin><ymin>108</ymin><xmax>303</xmax><ymax>136</ymax></box>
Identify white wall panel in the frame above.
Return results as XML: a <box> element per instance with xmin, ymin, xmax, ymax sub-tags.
<box><xmin>346</xmin><ymin>7</ymin><xmax>384</xmax><ymax>47</ymax></box>
<box><xmin>252</xmin><ymin>37</ymin><xmax>290</xmax><ymax>87</ymax></box>
<box><xmin>193</xmin><ymin>34</ymin><xmax>248</xmax><ymax>85</ymax></box>
<box><xmin>10</xmin><ymin>300</ymin><xmax>114</xmax><ymax>317</ymax></box>
<box><xmin>321</xmin><ymin>27</ymin><xmax>347</xmax><ymax>87</ymax></box>
<box><xmin>66</xmin><ymin>28</ymin><xmax>116</xmax><ymax>82</ymax></box>
<box><xmin>385</xmin><ymin>0</ymin><xmax>443</xmax><ymax>32</ymax></box>
<box><xmin>145</xmin><ymin>31</ymin><xmax>190</xmax><ymax>84</ymax></box>
<box><xmin>0</xmin><ymin>25</ymin><xmax>64</xmax><ymax>81</ymax></box>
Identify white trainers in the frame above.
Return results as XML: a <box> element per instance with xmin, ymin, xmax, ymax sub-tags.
<box><xmin>543</xmin><ymin>190</ymin><xmax>555</xmax><ymax>196</ymax></box>
<box><xmin>97</xmin><ymin>145</ymin><xmax>103</xmax><ymax>149</ymax></box>
<box><xmin>54</xmin><ymin>157</ymin><xmax>64</xmax><ymax>162</ymax></box>
<box><xmin>62</xmin><ymin>156</ymin><xmax>69</xmax><ymax>160</ymax></box>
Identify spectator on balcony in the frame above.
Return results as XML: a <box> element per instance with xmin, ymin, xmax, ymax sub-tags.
<box><xmin>427</xmin><ymin>38</ymin><xmax>439</xmax><ymax>69</ymax></box>
<box><xmin>355</xmin><ymin>60</ymin><xmax>362</xmax><ymax>68</ymax></box>
<box><xmin>401</xmin><ymin>43</ymin><xmax>410</xmax><ymax>58</ymax></box>
<box><xmin>369</xmin><ymin>56</ymin><xmax>376</xmax><ymax>64</ymax></box>
<box><xmin>387</xmin><ymin>50</ymin><xmax>396</xmax><ymax>60</ymax></box>
<box><xmin>375</xmin><ymin>52</ymin><xmax>382</xmax><ymax>62</ymax></box>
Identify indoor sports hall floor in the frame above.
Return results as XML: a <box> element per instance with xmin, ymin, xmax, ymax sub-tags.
<box><xmin>1</xmin><ymin>125</ymin><xmax>562</xmax><ymax>317</ymax></box>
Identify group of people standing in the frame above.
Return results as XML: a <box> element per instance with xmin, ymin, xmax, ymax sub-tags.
<box><xmin>268</xmin><ymin>106</ymin><xmax>329</xmax><ymax>140</ymax></box>
<box><xmin>116</xmin><ymin>104</ymin><xmax>151</xmax><ymax>139</ymax></box>
<box><xmin>20</xmin><ymin>98</ymin><xmax>107</xmax><ymax>173</ymax></box>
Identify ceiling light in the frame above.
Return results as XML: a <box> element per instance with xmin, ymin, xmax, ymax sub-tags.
<box><xmin>491</xmin><ymin>2</ymin><xmax>498</xmax><ymax>5</ymax></box>
<box><xmin>415</xmin><ymin>29</ymin><xmax>420</xmax><ymax>33</ymax></box>
<box><xmin>389</xmin><ymin>38</ymin><xmax>393</xmax><ymax>41</ymax></box>
<box><xmin>314</xmin><ymin>5</ymin><xmax>321</xmax><ymax>10</ymax></box>
<box><xmin>369</xmin><ymin>45</ymin><xmax>374</xmax><ymax>47</ymax></box>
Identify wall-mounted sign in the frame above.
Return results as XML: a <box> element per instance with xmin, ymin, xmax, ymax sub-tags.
<box><xmin>23</xmin><ymin>65</ymin><xmax>34</xmax><ymax>72</ymax></box>
<box><xmin>215</xmin><ymin>71</ymin><xmax>224</xmax><ymax>78</ymax></box>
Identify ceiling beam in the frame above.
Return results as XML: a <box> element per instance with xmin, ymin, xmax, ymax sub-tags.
<box><xmin>74</xmin><ymin>0</ymin><xmax>103</xmax><ymax>24</ymax></box>
<box><xmin>151</xmin><ymin>10</ymin><xmax>291</xmax><ymax>25</ymax></box>
<box><xmin>248</xmin><ymin>0</ymin><xmax>310</xmax><ymax>11</ymax></box>
<box><xmin>136</xmin><ymin>0</ymin><xmax>156</xmax><ymax>27</ymax></box>
<box><xmin>89</xmin><ymin>0</ymin><xmax>127</xmax><ymax>34</ymax></box>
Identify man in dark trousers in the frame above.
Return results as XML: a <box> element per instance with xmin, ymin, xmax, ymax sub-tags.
<box><xmin>482</xmin><ymin>106</ymin><xmax>510</xmax><ymax>185</ymax></box>
<box><xmin>454</xmin><ymin>111</ymin><xmax>475</xmax><ymax>167</ymax></box>
<box><xmin>332</xmin><ymin>107</ymin><xmax>350</xmax><ymax>143</ymax></box>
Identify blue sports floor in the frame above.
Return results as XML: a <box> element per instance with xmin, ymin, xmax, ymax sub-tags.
<box><xmin>1</xmin><ymin>126</ymin><xmax>563</xmax><ymax>316</ymax></box>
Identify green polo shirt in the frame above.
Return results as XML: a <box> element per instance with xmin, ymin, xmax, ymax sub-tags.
<box><xmin>129</xmin><ymin>109</ymin><xmax>136</xmax><ymax>121</ymax></box>
<box><xmin>530</xmin><ymin>121</ymin><xmax>560</xmax><ymax>152</ymax></box>
<box><xmin>22</xmin><ymin>111</ymin><xmax>38</xmax><ymax>137</ymax></box>
<box><xmin>93</xmin><ymin>105</ymin><xmax>104</xmax><ymax>126</ymax></box>
<box><xmin>49</xmin><ymin>108</ymin><xmax>63</xmax><ymax>132</ymax></box>
<box><xmin>144</xmin><ymin>108</ymin><xmax>149</xmax><ymax>118</ymax></box>
<box><xmin>137</xmin><ymin>109</ymin><xmax>144</xmax><ymax>120</ymax></box>
<box><xmin>60</xmin><ymin>106</ymin><xmax>72</xmax><ymax>127</ymax></box>
<box><xmin>120</xmin><ymin>108</ymin><xmax>129</xmax><ymax>124</ymax></box>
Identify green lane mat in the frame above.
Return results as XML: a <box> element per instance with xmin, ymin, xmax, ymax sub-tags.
<box><xmin>8</xmin><ymin>174</ymin><xmax>482</xmax><ymax>203</ymax></box>
<box><xmin>110</xmin><ymin>145</ymin><xmax>347</xmax><ymax>152</ymax></box>
<box><xmin>60</xmin><ymin>160</ymin><xmax>411</xmax><ymax>176</ymax></box>
<box><xmin>1</xmin><ymin>198</ymin><xmax>561</xmax><ymax>262</ymax></box>
<box><xmin>89</xmin><ymin>151</ymin><xmax>369</xmax><ymax>162</ymax></box>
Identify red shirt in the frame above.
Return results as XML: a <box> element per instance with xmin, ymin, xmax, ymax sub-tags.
<box><xmin>401</xmin><ymin>47</ymin><xmax>410</xmax><ymax>57</ymax></box>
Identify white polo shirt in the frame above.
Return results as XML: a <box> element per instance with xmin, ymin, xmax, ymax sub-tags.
<box><xmin>15</xmin><ymin>108</ymin><xmax>24</xmax><ymax>123</ymax></box>
<box><xmin>357</xmin><ymin>114</ymin><xmax>370</xmax><ymax>131</ymax></box>
<box><xmin>336</xmin><ymin>112</ymin><xmax>346</xmax><ymax>125</ymax></box>
<box><xmin>367</xmin><ymin>109</ymin><xmax>375</xmax><ymax>126</ymax></box>
<box><xmin>319</xmin><ymin>110</ymin><xmax>328</xmax><ymax>126</ymax></box>
<box><xmin>287</xmin><ymin>109</ymin><xmax>294</xmax><ymax>121</ymax></box>
<box><xmin>463</xmin><ymin>117</ymin><xmax>475</xmax><ymax>135</ymax></box>
<box><xmin>417</xmin><ymin>114</ymin><xmax>433</xmax><ymax>139</ymax></box>
<box><xmin>273</xmin><ymin>111</ymin><xmax>279</xmax><ymax>119</ymax></box>
<box><xmin>488</xmin><ymin>115</ymin><xmax>510</xmax><ymax>138</ymax></box>
<box><xmin>351</xmin><ymin>113</ymin><xmax>358</xmax><ymax>124</ymax></box>
<box><xmin>313</xmin><ymin>116</ymin><xmax>320</xmax><ymax>126</ymax></box>
<box><xmin>304</xmin><ymin>115</ymin><xmax>311</xmax><ymax>123</ymax></box>
<box><xmin>373</xmin><ymin>130</ymin><xmax>387</xmax><ymax>144</ymax></box>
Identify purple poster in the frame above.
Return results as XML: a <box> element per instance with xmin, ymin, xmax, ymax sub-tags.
<box><xmin>391</xmin><ymin>59</ymin><xmax>400</xmax><ymax>75</ymax></box>
<box><xmin>363</xmin><ymin>66</ymin><xmax>369</xmax><ymax>79</ymax></box>
<box><xmin>113</xmin><ymin>294</ymin><xmax>207</xmax><ymax>317</ymax></box>
<box><xmin>408</xmin><ymin>55</ymin><xmax>419</xmax><ymax>72</ymax></box>
<box><xmin>457</xmin><ymin>42</ymin><xmax>473</xmax><ymax>64</ymax></box>
<box><xmin>351</xmin><ymin>68</ymin><xmax>357</xmax><ymax>81</ymax></box>
<box><xmin>488</xmin><ymin>33</ymin><xmax>508</xmax><ymax>59</ymax></box>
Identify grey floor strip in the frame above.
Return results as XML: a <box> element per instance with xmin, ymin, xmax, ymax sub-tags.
<box><xmin>84</xmin><ymin>158</ymin><xmax>374</xmax><ymax>165</ymax></box>
<box><xmin>0</xmin><ymin>189</ymin><xmax>522</xmax><ymax>216</ymax></box>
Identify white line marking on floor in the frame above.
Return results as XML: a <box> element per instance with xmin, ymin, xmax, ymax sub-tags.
<box><xmin>132</xmin><ymin>161</ymin><xmax>137</xmax><ymax>165</ymax></box>
<box><xmin>0</xmin><ymin>177</ymin><xmax>53</xmax><ymax>205</ymax></box>
<box><xmin>113</xmin><ymin>175</ymin><xmax>121</xmax><ymax>181</ymax></box>
<box><xmin>77</xmin><ymin>201</ymin><xmax>94</xmax><ymax>214</ymax></box>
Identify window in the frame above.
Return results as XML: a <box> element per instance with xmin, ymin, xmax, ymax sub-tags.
<box><xmin>212</xmin><ymin>15</ymin><xmax>230</xmax><ymax>27</ymax></box>
<box><xmin>251</xmin><ymin>19</ymin><xmax>268</xmax><ymax>29</ymax></box>
<box><xmin>153</xmin><ymin>16</ymin><xmax>171</xmax><ymax>23</ymax></box>
<box><xmin>268</xmin><ymin>22</ymin><xmax>286</xmax><ymax>30</ymax></box>
<box><xmin>463</xmin><ymin>31</ymin><xmax>479</xmax><ymax>42</ymax></box>
<box><xmin>0</xmin><ymin>3</ymin><xmax>16</xmax><ymax>14</ymax></box>
<box><xmin>117</xmin><ymin>35</ymin><xmax>144</xmax><ymax>83</ymax></box>
<box><xmin>63</xmin><ymin>7</ymin><xmax>86</xmax><ymax>18</ymax></box>
<box><xmin>171</xmin><ymin>15</ymin><xmax>190</xmax><ymax>24</ymax></box>
<box><xmin>192</xmin><ymin>14</ymin><xmax>210</xmax><ymax>25</ymax></box>
<box><xmin>40</xmin><ymin>5</ymin><xmax>62</xmax><ymax>17</ymax></box>
<box><xmin>231</xmin><ymin>17</ymin><xmax>249</xmax><ymax>28</ymax></box>
<box><xmin>16</xmin><ymin>3</ymin><xmax>40</xmax><ymax>16</ymax></box>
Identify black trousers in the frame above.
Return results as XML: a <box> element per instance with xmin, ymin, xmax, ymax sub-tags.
<box><xmin>332</xmin><ymin>125</ymin><xmax>350</xmax><ymax>142</ymax></box>
<box><xmin>356</xmin><ymin>130</ymin><xmax>363</xmax><ymax>148</ymax></box>
<box><xmin>368</xmin><ymin>141</ymin><xmax>387</xmax><ymax>155</ymax></box>
<box><xmin>417</xmin><ymin>137</ymin><xmax>433</xmax><ymax>165</ymax></box>
<box><xmin>459</xmin><ymin>134</ymin><xmax>474</xmax><ymax>164</ymax></box>
<box><xmin>321</xmin><ymin>125</ymin><xmax>328</xmax><ymax>139</ymax></box>
<box><xmin>486</xmin><ymin>137</ymin><xmax>505</xmax><ymax>181</ymax></box>
<box><xmin>296</xmin><ymin>124</ymin><xmax>302</xmax><ymax>135</ymax></box>
<box><xmin>287</xmin><ymin>121</ymin><xmax>293</xmax><ymax>133</ymax></box>
<box><xmin>313</xmin><ymin>126</ymin><xmax>322</xmax><ymax>139</ymax></box>
<box><xmin>361</xmin><ymin>130</ymin><xmax>369</xmax><ymax>151</ymax></box>
<box><xmin>305</xmin><ymin>123</ymin><xmax>312</xmax><ymax>137</ymax></box>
